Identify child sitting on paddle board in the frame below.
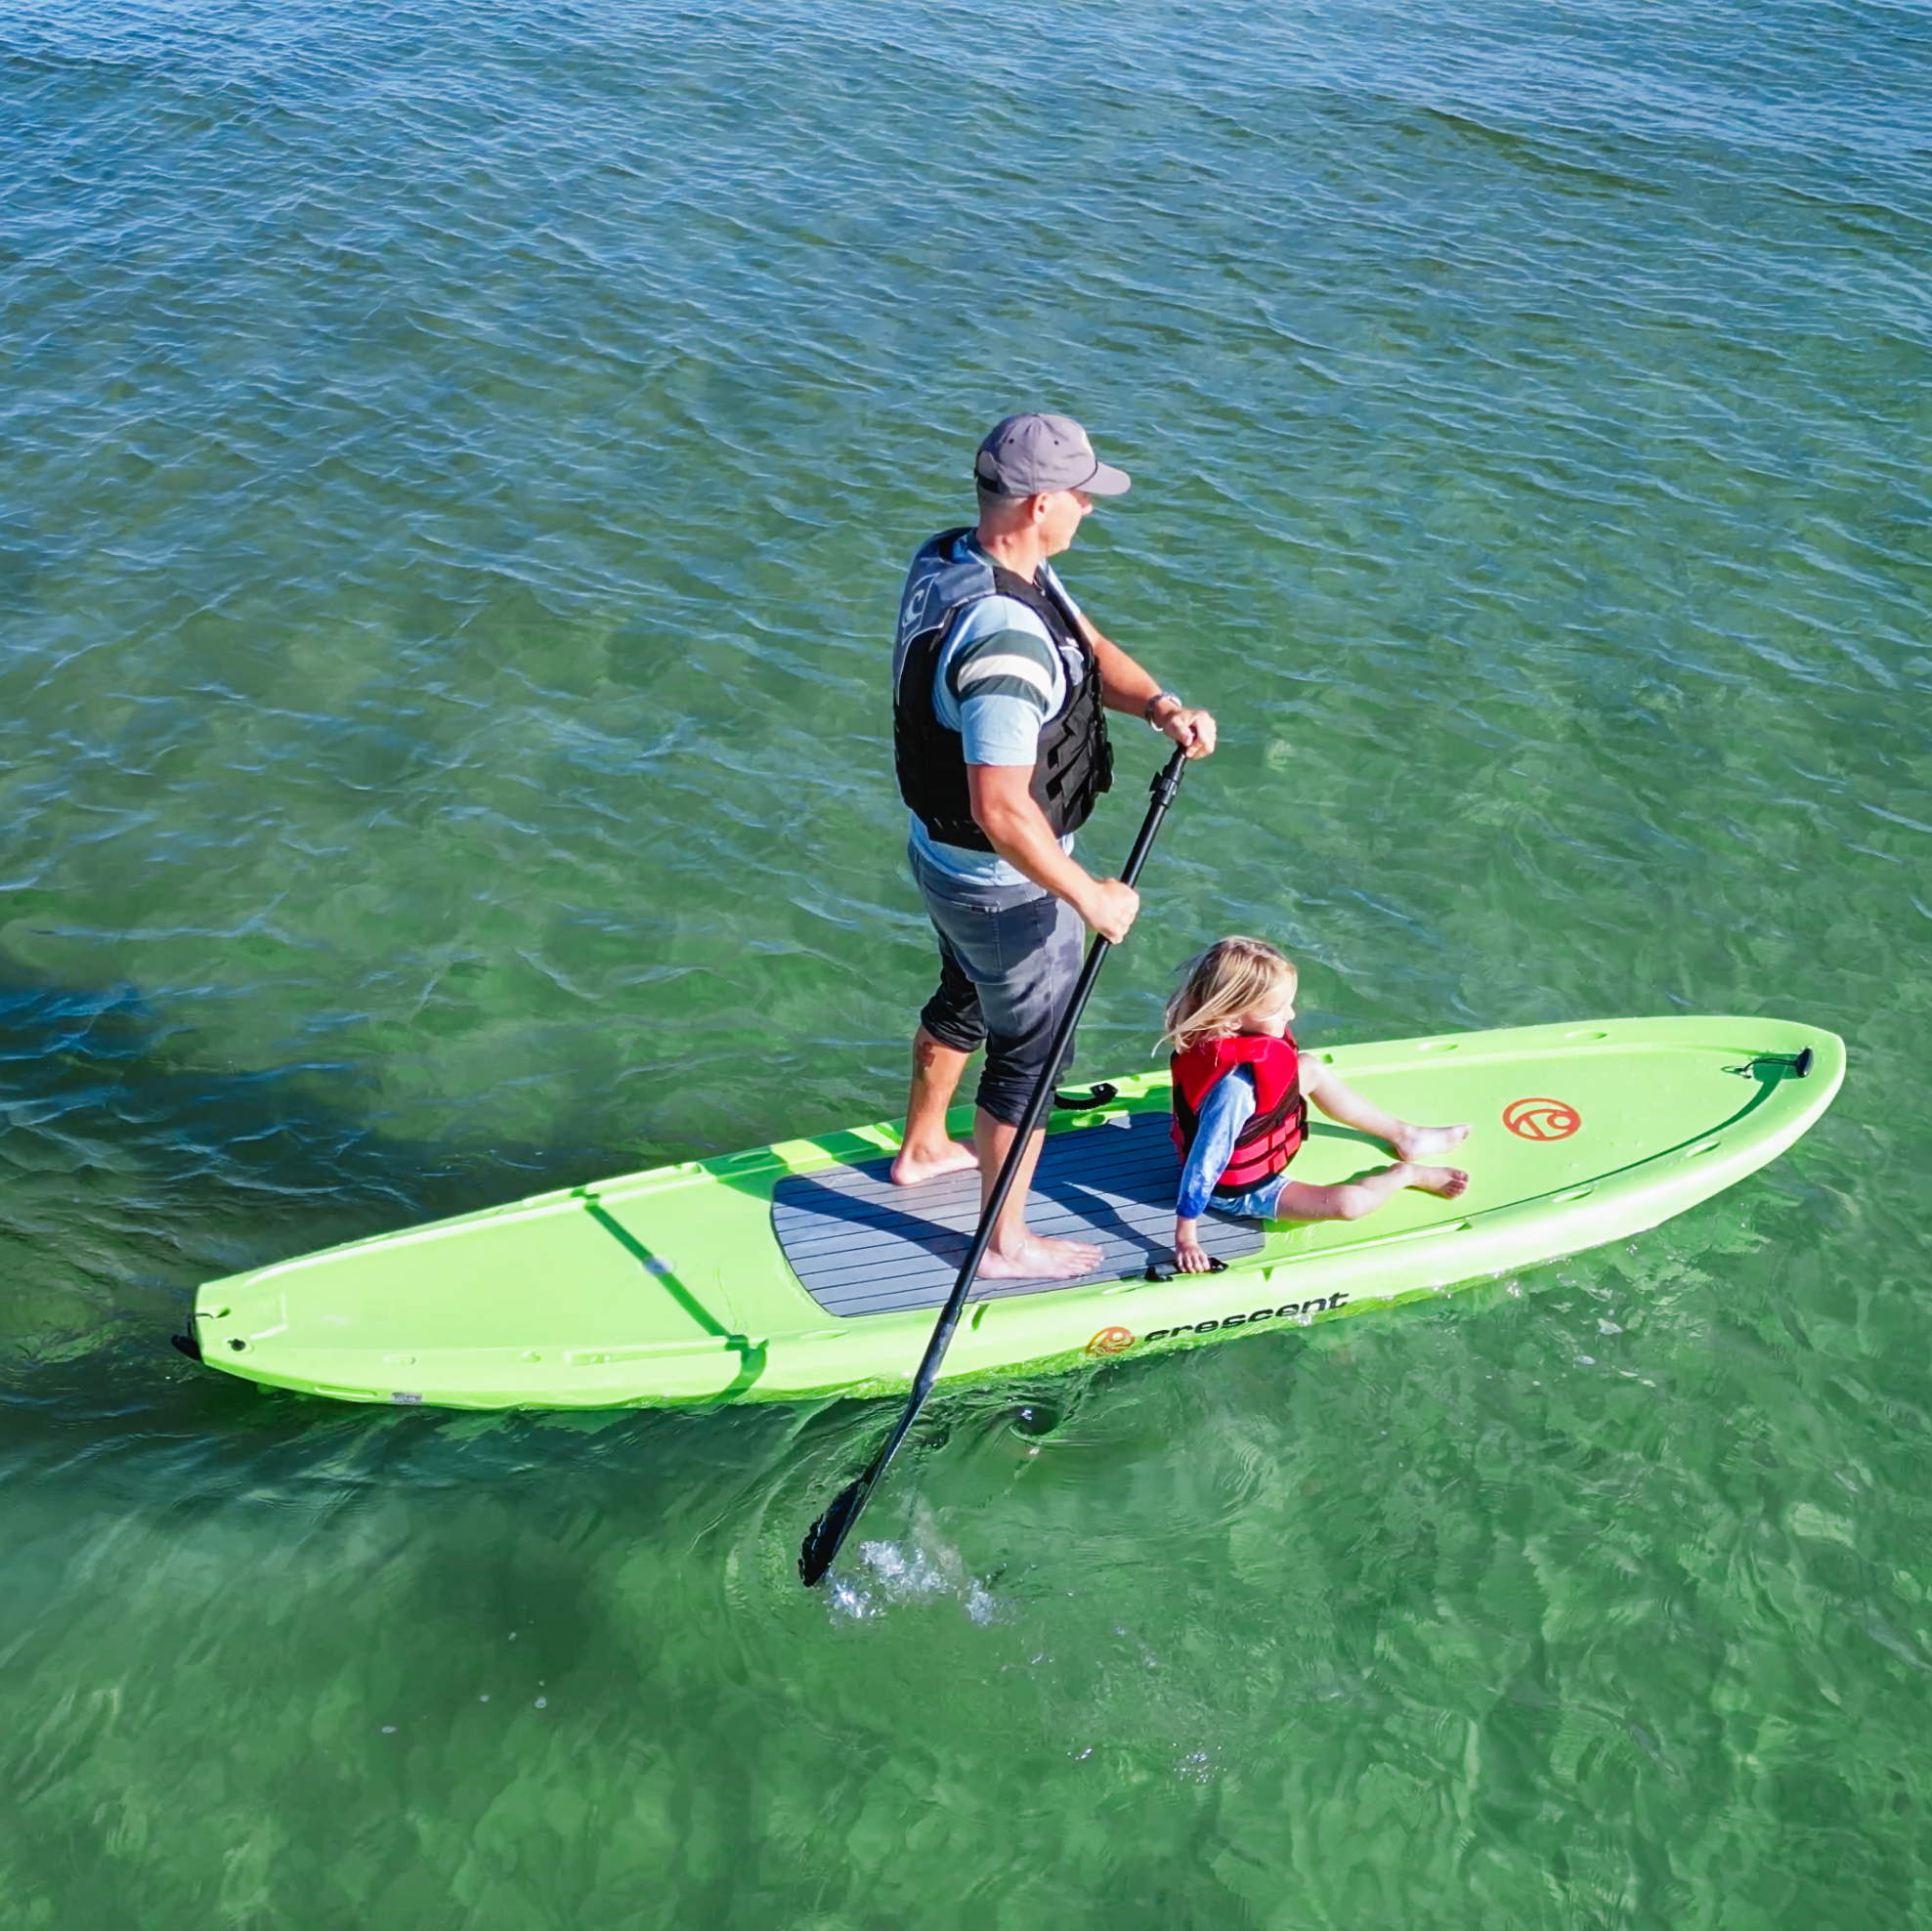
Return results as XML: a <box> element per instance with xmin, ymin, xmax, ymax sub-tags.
<box><xmin>1166</xmin><ymin>937</ymin><xmax>1470</xmax><ymax>1274</ymax></box>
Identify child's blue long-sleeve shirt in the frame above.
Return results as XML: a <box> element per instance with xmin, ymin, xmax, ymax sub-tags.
<box><xmin>1175</xmin><ymin>1065</ymin><xmax>1259</xmax><ymax>1220</ymax></box>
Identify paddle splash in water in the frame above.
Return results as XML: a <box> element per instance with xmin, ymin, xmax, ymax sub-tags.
<box><xmin>1167</xmin><ymin>938</ymin><xmax>1471</xmax><ymax>1274</ymax></box>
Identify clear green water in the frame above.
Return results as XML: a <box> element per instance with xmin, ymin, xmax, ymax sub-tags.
<box><xmin>4</xmin><ymin>0</ymin><xmax>1930</xmax><ymax>1922</ymax></box>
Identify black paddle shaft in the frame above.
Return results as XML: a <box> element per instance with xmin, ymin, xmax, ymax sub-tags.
<box><xmin>798</xmin><ymin>748</ymin><xmax>1190</xmax><ymax>1586</ymax></box>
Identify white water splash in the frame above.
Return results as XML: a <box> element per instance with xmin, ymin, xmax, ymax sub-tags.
<box><xmin>825</xmin><ymin>1532</ymin><xmax>1003</xmax><ymax>1626</ymax></box>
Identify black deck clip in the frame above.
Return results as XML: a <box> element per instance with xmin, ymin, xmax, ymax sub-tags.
<box><xmin>1052</xmin><ymin>1083</ymin><xmax>1119</xmax><ymax>1111</ymax></box>
<box><xmin>1727</xmin><ymin>1048</ymin><xmax>1816</xmax><ymax>1083</ymax></box>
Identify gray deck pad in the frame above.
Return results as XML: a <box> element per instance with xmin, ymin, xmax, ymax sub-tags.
<box><xmin>771</xmin><ymin>1110</ymin><xmax>1267</xmax><ymax>1318</ymax></box>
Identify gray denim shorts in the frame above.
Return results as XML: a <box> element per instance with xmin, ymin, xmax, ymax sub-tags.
<box><xmin>1214</xmin><ymin>1174</ymin><xmax>1290</xmax><ymax>1221</ymax></box>
<box><xmin>911</xmin><ymin>843</ymin><xmax>1085</xmax><ymax>1129</ymax></box>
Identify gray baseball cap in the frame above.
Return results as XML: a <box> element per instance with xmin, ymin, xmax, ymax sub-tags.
<box><xmin>973</xmin><ymin>412</ymin><xmax>1132</xmax><ymax>497</ymax></box>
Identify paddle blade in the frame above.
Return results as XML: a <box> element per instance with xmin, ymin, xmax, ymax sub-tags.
<box><xmin>798</xmin><ymin>1475</ymin><xmax>870</xmax><ymax>1587</ymax></box>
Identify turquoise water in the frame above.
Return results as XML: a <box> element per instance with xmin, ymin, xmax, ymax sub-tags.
<box><xmin>4</xmin><ymin>0</ymin><xmax>1930</xmax><ymax>1921</ymax></box>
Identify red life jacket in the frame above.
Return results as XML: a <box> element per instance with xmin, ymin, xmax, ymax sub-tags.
<box><xmin>1170</xmin><ymin>1033</ymin><xmax>1309</xmax><ymax>1196</ymax></box>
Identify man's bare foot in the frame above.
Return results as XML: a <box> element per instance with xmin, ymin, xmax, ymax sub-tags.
<box><xmin>1393</xmin><ymin>1122</ymin><xmax>1470</xmax><ymax>1160</ymax></box>
<box><xmin>977</xmin><ymin>1233</ymin><xmax>1104</xmax><ymax>1280</ymax></box>
<box><xmin>1402</xmin><ymin>1164</ymin><xmax>1470</xmax><ymax>1200</ymax></box>
<box><xmin>890</xmin><ymin>1139</ymin><xmax>979</xmax><ymax>1186</ymax></box>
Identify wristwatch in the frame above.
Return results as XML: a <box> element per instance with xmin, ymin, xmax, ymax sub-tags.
<box><xmin>1143</xmin><ymin>689</ymin><xmax>1183</xmax><ymax>727</ymax></box>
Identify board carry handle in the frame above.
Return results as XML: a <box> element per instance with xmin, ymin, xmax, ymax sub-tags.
<box><xmin>1143</xmin><ymin>1256</ymin><xmax>1226</xmax><ymax>1284</ymax></box>
<box><xmin>798</xmin><ymin>748</ymin><xmax>1191</xmax><ymax>1587</ymax></box>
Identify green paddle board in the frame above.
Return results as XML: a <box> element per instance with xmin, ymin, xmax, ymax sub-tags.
<box><xmin>183</xmin><ymin>1014</ymin><xmax>1842</xmax><ymax>1410</ymax></box>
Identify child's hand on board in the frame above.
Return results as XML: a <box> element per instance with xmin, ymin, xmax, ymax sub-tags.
<box><xmin>1174</xmin><ymin>1220</ymin><xmax>1215</xmax><ymax>1273</ymax></box>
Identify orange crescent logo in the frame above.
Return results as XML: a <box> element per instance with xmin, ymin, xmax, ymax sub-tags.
<box><xmin>1503</xmin><ymin>1096</ymin><xmax>1581</xmax><ymax>1141</ymax></box>
<box><xmin>1085</xmin><ymin>1326</ymin><xmax>1137</xmax><ymax>1357</ymax></box>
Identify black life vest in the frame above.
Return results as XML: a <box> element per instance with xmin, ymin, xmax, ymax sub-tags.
<box><xmin>1170</xmin><ymin>1034</ymin><xmax>1309</xmax><ymax>1196</ymax></box>
<box><xmin>891</xmin><ymin>527</ymin><xmax>1112</xmax><ymax>853</ymax></box>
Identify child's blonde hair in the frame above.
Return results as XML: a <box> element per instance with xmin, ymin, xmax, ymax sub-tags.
<box><xmin>1163</xmin><ymin>937</ymin><xmax>1299</xmax><ymax>1054</ymax></box>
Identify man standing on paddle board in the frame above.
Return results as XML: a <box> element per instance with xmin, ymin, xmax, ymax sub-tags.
<box><xmin>889</xmin><ymin>412</ymin><xmax>1217</xmax><ymax>1278</ymax></box>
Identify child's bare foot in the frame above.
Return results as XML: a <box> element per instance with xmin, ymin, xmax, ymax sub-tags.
<box><xmin>977</xmin><ymin>1233</ymin><xmax>1103</xmax><ymax>1279</ymax></box>
<box><xmin>1402</xmin><ymin>1163</ymin><xmax>1469</xmax><ymax>1200</ymax></box>
<box><xmin>1393</xmin><ymin>1122</ymin><xmax>1470</xmax><ymax>1160</ymax></box>
<box><xmin>890</xmin><ymin>1139</ymin><xmax>978</xmax><ymax>1186</ymax></box>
